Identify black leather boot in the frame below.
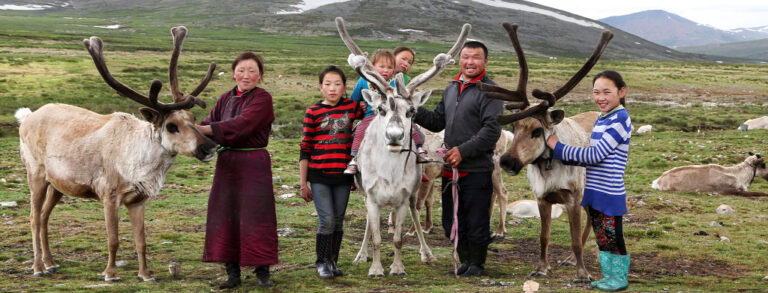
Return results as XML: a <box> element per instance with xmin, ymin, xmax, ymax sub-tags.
<box><xmin>330</xmin><ymin>230</ymin><xmax>344</xmax><ymax>276</ymax></box>
<box><xmin>446</xmin><ymin>239</ymin><xmax>470</xmax><ymax>275</ymax></box>
<box><xmin>253</xmin><ymin>265</ymin><xmax>271</xmax><ymax>287</ymax></box>
<box><xmin>316</xmin><ymin>234</ymin><xmax>333</xmax><ymax>279</ymax></box>
<box><xmin>219</xmin><ymin>262</ymin><xmax>241</xmax><ymax>289</ymax></box>
<box><xmin>460</xmin><ymin>242</ymin><xmax>487</xmax><ymax>277</ymax></box>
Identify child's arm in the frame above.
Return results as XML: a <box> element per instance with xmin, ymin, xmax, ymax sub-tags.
<box><xmin>552</xmin><ymin>116</ymin><xmax>630</xmax><ymax>166</ymax></box>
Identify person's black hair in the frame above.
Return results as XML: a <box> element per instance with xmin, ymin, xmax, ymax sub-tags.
<box><xmin>593</xmin><ymin>70</ymin><xmax>627</xmax><ymax>107</ymax></box>
<box><xmin>462</xmin><ymin>41</ymin><xmax>488</xmax><ymax>59</ymax></box>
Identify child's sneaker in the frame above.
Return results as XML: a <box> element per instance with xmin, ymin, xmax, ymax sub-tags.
<box><xmin>416</xmin><ymin>147</ymin><xmax>433</xmax><ymax>163</ymax></box>
<box><xmin>343</xmin><ymin>159</ymin><xmax>358</xmax><ymax>175</ymax></box>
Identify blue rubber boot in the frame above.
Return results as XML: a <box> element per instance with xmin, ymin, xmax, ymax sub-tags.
<box><xmin>591</xmin><ymin>251</ymin><xmax>613</xmax><ymax>288</ymax></box>
<box><xmin>596</xmin><ymin>253</ymin><xmax>629</xmax><ymax>292</ymax></box>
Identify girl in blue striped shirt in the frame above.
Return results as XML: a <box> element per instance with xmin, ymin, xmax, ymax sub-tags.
<box><xmin>546</xmin><ymin>70</ymin><xmax>631</xmax><ymax>292</ymax></box>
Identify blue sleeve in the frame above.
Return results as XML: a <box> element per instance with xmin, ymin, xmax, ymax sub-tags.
<box><xmin>553</xmin><ymin>116</ymin><xmax>631</xmax><ymax>166</ymax></box>
<box><xmin>349</xmin><ymin>77</ymin><xmax>372</xmax><ymax>116</ymax></box>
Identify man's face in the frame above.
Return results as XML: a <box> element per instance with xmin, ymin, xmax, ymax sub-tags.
<box><xmin>459</xmin><ymin>47</ymin><xmax>487</xmax><ymax>80</ymax></box>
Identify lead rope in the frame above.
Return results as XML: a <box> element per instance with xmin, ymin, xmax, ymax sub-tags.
<box><xmin>437</xmin><ymin>147</ymin><xmax>461</xmax><ymax>276</ymax></box>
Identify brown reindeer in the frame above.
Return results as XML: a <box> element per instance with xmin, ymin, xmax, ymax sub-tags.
<box><xmin>15</xmin><ymin>26</ymin><xmax>217</xmax><ymax>282</ymax></box>
<box><xmin>652</xmin><ymin>152</ymin><xmax>768</xmax><ymax>197</ymax></box>
<box><xmin>478</xmin><ymin>23</ymin><xmax>612</xmax><ymax>283</ymax></box>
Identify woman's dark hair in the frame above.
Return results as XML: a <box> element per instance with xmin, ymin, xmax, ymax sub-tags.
<box><xmin>318</xmin><ymin>65</ymin><xmax>347</xmax><ymax>85</ymax></box>
<box><xmin>231</xmin><ymin>51</ymin><xmax>264</xmax><ymax>80</ymax></box>
<box><xmin>593</xmin><ymin>70</ymin><xmax>626</xmax><ymax>107</ymax></box>
<box><xmin>318</xmin><ymin>65</ymin><xmax>348</xmax><ymax>98</ymax></box>
<box><xmin>393</xmin><ymin>46</ymin><xmax>415</xmax><ymax>62</ymax></box>
<box><xmin>462</xmin><ymin>41</ymin><xmax>488</xmax><ymax>59</ymax></box>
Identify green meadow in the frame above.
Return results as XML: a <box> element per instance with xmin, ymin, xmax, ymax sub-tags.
<box><xmin>1</xmin><ymin>12</ymin><xmax>767</xmax><ymax>292</ymax></box>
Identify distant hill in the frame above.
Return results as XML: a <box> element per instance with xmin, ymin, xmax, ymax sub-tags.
<box><xmin>678</xmin><ymin>38</ymin><xmax>768</xmax><ymax>61</ymax></box>
<box><xmin>0</xmin><ymin>0</ymin><xmax>757</xmax><ymax>62</ymax></box>
<box><xmin>600</xmin><ymin>10</ymin><xmax>768</xmax><ymax>48</ymax></box>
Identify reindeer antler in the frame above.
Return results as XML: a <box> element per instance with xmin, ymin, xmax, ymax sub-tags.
<box><xmin>335</xmin><ymin>17</ymin><xmax>394</xmax><ymax>95</ymax></box>
<box><xmin>483</xmin><ymin>23</ymin><xmax>613</xmax><ymax>125</ymax></box>
<box><xmin>83</xmin><ymin>27</ymin><xmax>215</xmax><ymax>113</ymax></box>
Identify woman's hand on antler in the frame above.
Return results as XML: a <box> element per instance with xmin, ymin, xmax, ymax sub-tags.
<box><xmin>546</xmin><ymin>134</ymin><xmax>559</xmax><ymax>149</ymax></box>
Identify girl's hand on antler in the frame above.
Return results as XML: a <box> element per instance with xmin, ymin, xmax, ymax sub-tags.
<box><xmin>546</xmin><ymin>134</ymin><xmax>559</xmax><ymax>149</ymax></box>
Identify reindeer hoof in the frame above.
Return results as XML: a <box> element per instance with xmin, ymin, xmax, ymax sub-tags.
<box><xmin>390</xmin><ymin>272</ymin><xmax>407</xmax><ymax>276</ymax></box>
<box><xmin>573</xmin><ymin>277</ymin><xmax>592</xmax><ymax>284</ymax></box>
<box><xmin>105</xmin><ymin>277</ymin><xmax>123</xmax><ymax>282</ymax></box>
<box><xmin>529</xmin><ymin>271</ymin><xmax>548</xmax><ymax>278</ymax></box>
<box><xmin>491</xmin><ymin>234</ymin><xmax>504</xmax><ymax>240</ymax></box>
<box><xmin>33</xmin><ymin>272</ymin><xmax>50</xmax><ymax>277</ymax></box>
<box><xmin>368</xmin><ymin>273</ymin><xmax>384</xmax><ymax>277</ymax></box>
<box><xmin>137</xmin><ymin>275</ymin><xmax>157</xmax><ymax>282</ymax></box>
<box><xmin>558</xmin><ymin>261</ymin><xmax>576</xmax><ymax>267</ymax></box>
<box><xmin>45</xmin><ymin>266</ymin><xmax>60</xmax><ymax>274</ymax></box>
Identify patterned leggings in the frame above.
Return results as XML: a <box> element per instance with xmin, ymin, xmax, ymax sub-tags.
<box><xmin>588</xmin><ymin>207</ymin><xmax>627</xmax><ymax>255</ymax></box>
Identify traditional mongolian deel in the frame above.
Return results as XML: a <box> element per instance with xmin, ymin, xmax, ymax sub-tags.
<box><xmin>554</xmin><ymin>106</ymin><xmax>632</xmax><ymax>216</ymax></box>
<box><xmin>200</xmin><ymin>86</ymin><xmax>278</xmax><ymax>267</ymax></box>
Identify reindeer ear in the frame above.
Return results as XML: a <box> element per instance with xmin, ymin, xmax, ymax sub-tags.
<box><xmin>412</xmin><ymin>89</ymin><xmax>432</xmax><ymax>107</ymax></box>
<box><xmin>139</xmin><ymin>107</ymin><xmax>164</xmax><ymax>126</ymax></box>
<box><xmin>361</xmin><ymin>89</ymin><xmax>383</xmax><ymax>107</ymax></box>
<box><xmin>548</xmin><ymin>109</ymin><xmax>565</xmax><ymax>125</ymax></box>
<box><xmin>749</xmin><ymin>151</ymin><xmax>755</xmax><ymax>156</ymax></box>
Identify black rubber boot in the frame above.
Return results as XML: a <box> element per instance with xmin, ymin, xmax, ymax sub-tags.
<box><xmin>219</xmin><ymin>262</ymin><xmax>241</xmax><ymax>289</ymax></box>
<box><xmin>446</xmin><ymin>239</ymin><xmax>470</xmax><ymax>275</ymax></box>
<box><xmin>460</xmin><ymin>242</ymin><xmax>487</xmax><ymax>277</ymax></box>
<box><xmin>316</xmin><ymin>234</ymin><xmax>333</xmax><ymax>279</ymax></box>
<box><xmin>330</xmin><ymin>230</ymin><xmax>344</xmax><ymax>276</ymax></box>
<box><xmin>253</xmin><ymin>265</ymin><xmax>271</xmax><ymax>287</ymax></box>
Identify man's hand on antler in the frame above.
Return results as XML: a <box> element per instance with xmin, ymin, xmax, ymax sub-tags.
<box><xmin>433</xmin><ymin>53</ymin><xmax>455</xmax><ymax>68</ymax></box>
<box><xmin>546</xmin><ymin>134</ymin><xmax>559</xmax><ymax>149</ymax></box>
<box><xmin>348</xmin><ymin>53</ymin><xmax>367</xmax><ymax>70</ymax></box>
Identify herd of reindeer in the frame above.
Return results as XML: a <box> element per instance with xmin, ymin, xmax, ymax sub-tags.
<box><xmin>13</xmin><ymin>17</ymin><xmax>768</xmax><ymax>282</ymax></box>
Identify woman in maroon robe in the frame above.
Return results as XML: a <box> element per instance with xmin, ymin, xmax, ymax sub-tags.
<box><xmin>196</xmin><ymin>51</ymin><xmax>277</xmax><ymax>289</ymax></box>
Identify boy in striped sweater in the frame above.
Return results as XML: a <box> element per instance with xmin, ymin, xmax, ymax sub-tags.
<box><xmin>299</xmin><ymin>65</ymin><xmax>364</xmax><ymax>279</ymax></box>
<box><xmin>546</xmin><ymin>70</ymin><xmax>631</xmax><ymax>292</ymax></box>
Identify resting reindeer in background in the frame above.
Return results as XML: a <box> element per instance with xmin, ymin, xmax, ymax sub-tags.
<box><xmin>15</xmin><ymin>26</ymin><xmax>217</xmax><ymax>282</ymax></box>
<box><xmin>652</xmin><ymin>152</ymin><xmax>768</xmax><ymax>197</ymax></box>
<box><xmin>479</xmin><ymin>23</ymin><xmax>612</xmax><ymax>282</ymax></box>
<box><xmin>336</xmin><ymin>17</ymin><xmax>470</xmax><ymax>277</ymax></box>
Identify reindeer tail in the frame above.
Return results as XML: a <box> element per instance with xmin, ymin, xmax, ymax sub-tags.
<box><xmin>14</xmin><ymin>108</ymin><xmax>32</xmax><ymax>125</ymax></box>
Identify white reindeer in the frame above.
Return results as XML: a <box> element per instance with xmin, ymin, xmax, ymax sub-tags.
<box><xmin>335</xmin><ymin>17</ymin><xmax>469</xmax><ymax>277</ymax></box>
<box><xmin>16</xmin><ymin>26</ymin><xmax>217</xmax><ymax>282</ymax></box>
<box><xmin>478</xmin><ymin>23</ymin><xmax>612</xmax><ymax>282</ymax></box>
<box><xmin>652</xmin><ymin>152</ymin><xmax>768</xmax><ymax>197</ymax></box>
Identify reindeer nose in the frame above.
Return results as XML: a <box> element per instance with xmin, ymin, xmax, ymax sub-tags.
<box><xmin>385</xmin><ymin>119</ymin><xmax>405</xmax><ymax>144</ymax></box>
<box><xmin>500</xmin><ymin>155</ymin><xmax>522</xmax><ymax>175</ymax></box>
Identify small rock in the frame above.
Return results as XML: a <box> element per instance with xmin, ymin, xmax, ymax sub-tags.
<box><xmin>5</xmin><ymin>258</ymin><xmax>16</xmax><ymax>265</ymax></box>
<box><xmin>22</xmin><ymin>260</ymin><xmax>33</xmax><ymax>265</ymax></box>
<box><xmin>758</xmin><ymin>240</ymin><xmax>768</xmax><ymax>245</ymax></box>
<box><xmin>0</xmin><ymin>178</ymin><xmax>6</xmax><ymax>183</ymax></box>
<box><xmin>280</xmin><ymin>184</ymin><xmax>290</xmax><ymax>189</ymax></box>
<box><xmin>161</xmin><ymin>241</ymin><xmax>173</xmax><ymax>245</ymax></box>
<box><xmin>720</xmin><ymin>236</ymin><xmax>730</xmax><ymax>243</ymax></box>
<box><xmin>709</xmin><ymin>221</ymin><xmax>722</xmax><ymax>227</ymax></box>
<box><xmin>121</xmin><ymin>237</ymin><xmax>130</xmax><ymax>242</ymax></box>
<box><xmin>763</xmin><ymin>275</ymin><xmax>768</xmax><ymax>280</ymax></box>
<box><xmin>506</xmin><ymin>219</ymin><xmax>523</xmax><ymax>226</ymax></box>
<box><xmin>693</xmin><ymin>231</ymin><xmax>708</xmax><ymax>236</ymax></box>
<box><xmin>480</xmin><ymin>278</ymin><xmax>494</xmax><ymax>285</ymax></box>
<box><xmin>115</xmin><ymin>260</ymin><xmax>127</xmax><ymax>267</ymax></box>
<box><xmin>277</xmin><ymin>227</ymin><xmax>296</xmax><ymax>238</ymax></box>
<box><xmin>499</xmin><ymin>281</ymin><xmax>514</xmax><ymax>286</ymax></box>
<box><xmin>716</xmin><ymin>204</ymin><xmax>735</xmax><ymax>215</ymax></box>
<box><xmin>84</xmin><ymin>284</ymin><xmax>114</xmax><ymax>288</ymax></box>
<box><xmin>0</xmin><ymin>201</ymin><xmax>18</xmax><ymax>207</ymax></box>
<box><xmin>311</xmin><ymin>211</ymin><xmax>318</xmax><ymax>217</ymax></box>
<box><xmin>523</xmin><ymin>280</ymin><xmax>540</xmax><ymax>292</ymax></box>
<box><xmin>54</xmin><ymin>284</ymin><xmax>66</xmax><ymax>287</ymax></box>
<box><xmin>7</xmin><ymin>221</ymin><xmax>14</xmax><ymax>226</ymax></box>
<box><xmin>636</xmin><ymin>200</ymin><xmax>647</xmax><ymax>206</ymax></box>
<box><xmin>120</xmin><ymin>218</ymin><xmax>129</xmax><ymax>222</ymax></box>
<box><xmin>272</xmin><ymin>177</ymin><xmax>281</xmax><ymax>183</ymax></box>
<box><xmin>278</xmin><ymin>193</ymin><xmax>295</xmax><ymax>199</ymax></box>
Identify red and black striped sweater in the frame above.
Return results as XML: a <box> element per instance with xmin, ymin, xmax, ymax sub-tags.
<box><xmin>300</xmin><ymin>98</ymin><xmax>364</xmax><ymax>185</ymax></box>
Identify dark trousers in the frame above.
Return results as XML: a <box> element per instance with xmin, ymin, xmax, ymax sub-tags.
<box><xmin>588</xmin><ymin>207</ymin><xmax>627</xmax><ymax>255</ymax></box>
<box><xmin>441</xmin><ymin>171</ymin><xmax>493</xmax><ymax>246</ymax></box>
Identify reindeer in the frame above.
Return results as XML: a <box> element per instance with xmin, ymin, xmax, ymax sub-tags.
<box><xmin>652</xmin><ymin>152</ymin><xmax>768</xmax><ymax>197</ymax></box>
<box><xmin>335</xmin><ymin>17</ymin><xmax>469</xmax><ymax>276</ymax></box>
<box><xmin>15</xmin><ymin>26</ymin><xmax>217</xmax><ymax>282</ymax></box>
<box><xmin>478</xmin><ymin>23</ymin><xmax>613</xmax><ymax>283</ymax></box>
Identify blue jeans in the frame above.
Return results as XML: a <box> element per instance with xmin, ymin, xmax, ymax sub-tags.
<box><xmin>311</xmin><ymin>183</ymin><xmax>351</xmax><ymax>235</ymax></box>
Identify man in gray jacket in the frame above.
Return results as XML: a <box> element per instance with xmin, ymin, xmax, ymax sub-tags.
<box><xmin>414</xmin><ymin>41</ymin><xmax>503</xmax><ymax>277</ymax></box>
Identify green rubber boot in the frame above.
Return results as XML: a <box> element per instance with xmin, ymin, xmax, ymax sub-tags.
<box><xmin>596</xmin><ymin>253</ymin><xmax>629</xmax><ymax>292</ymax></box>
<box><xmin>591</xmin><ymin>251</ymin><xmax>613</xmax><ymax>288</ymax></box>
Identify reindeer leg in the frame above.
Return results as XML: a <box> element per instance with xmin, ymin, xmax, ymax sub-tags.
<box><xmin>366</xmin><ymin>201</ymin><xmax>384</xmax><ymax>277</ymax></box>
<box><xmin>128</xmin><ymin>202</ymin><xmax>154</xmax><ymax>281</ymax></box>
<box><xmin>354</xmin><ymin>217</ymin><xmax>371</xmax><ymax>264</ymax></box>
<box><xmin>406</xmin><ymin>183</ymin><xmax>428</xmax><ymax>236</ymax></box>
<box><xmin>40</xmin><ymin>186</ymin><xmax>63</xmax><ymax>274</ymax></box>
<box><xmin>423</xmin><ymin>183</ymin><xmax>434</xmax><ymax>234</ymax></box>
<box><xmin>387</xmin><ymin>211</ymin><xmax>396</xmax><ymax>234</ymax></box>
<box><xmin>565</xmin><ymin>200</ymin><xmax>591</xmax><ymax>283</ymax></box>
<box><xmin>531</xmin><ymin>201</ymin><xmax>552</xmax><ymax>277</ymax></box>
<box><xmin>492</xmin><ymin>167</ymin><xmax>508</xmax><ymax>239</ymax></box>
<box><xmin>390</xmin><ymin>205</ymin><xmax>409</xmax><ymax>276</ymax></box>
<box><xmin>27</xmin><ymin>173</ymin><xmax>47</xmax><ymax>277</ymax></box>
<box><xmin>101</xmin><ymin>200</ymin><xmax>122</xmax><ymax>282</ymax></box>
<box><xmin>409</xmin><ymin>196</ymin><xmax>436</xmax><ymax>264</ymax></box>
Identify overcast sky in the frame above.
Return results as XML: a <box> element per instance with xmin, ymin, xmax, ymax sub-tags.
<box><xmin>526</xmin><ymin>0</ymin><xmax>768</xmax><ymax>30</ymax></box>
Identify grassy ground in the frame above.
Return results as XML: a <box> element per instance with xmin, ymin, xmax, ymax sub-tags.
<box><xmin>1</xmin><ymin>10</ymin><xmax>768</xmax><ymax>293</ymax></box>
